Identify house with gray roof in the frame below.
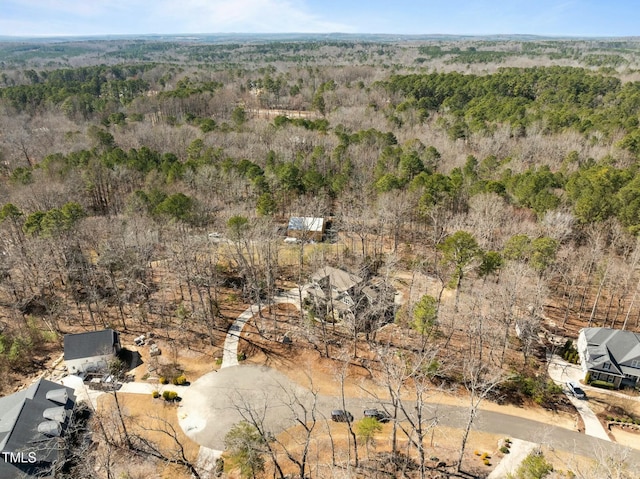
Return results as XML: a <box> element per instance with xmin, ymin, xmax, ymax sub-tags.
<box><xmin>577</xmin><ymin>327</ymin><xmax>640</xmax><ymax>389</ymax></box>
<box><xmin>308</xmin><ymin>266</ymin><xmax>395</xmax><ymax>324</ymax></box>
<box><xmin>63</xmin><ymin>329</ymin><xmax>121</xmax><ymax>375</ymax></box>
<box><xmin>0</xmin><ymin>378</ymin><xmax>76</xmax><ymax>478</ymax></box>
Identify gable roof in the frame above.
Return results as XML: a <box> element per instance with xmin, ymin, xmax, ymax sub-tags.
<box><xmin>580</xmin><ymin>327</ymin><xmax>640</xmax><ymax>376</ymax></box>
<box><xmin>0</xmin><ymin>378</ymin><xmax>75</xmax><ymax>478</ymax></box>
<box><xmin>311</xmin><ymin>266</ymin><xmax>363</xmax><ymax>293</ymax></box>
<box><xmin>63</xmin><ymin>329</ymin><xmax>119</xmax><ymax>361</ymax></box>
<box><xmin>287</xmin><ymin>217</ymin><xmax>324</xmax><ymax>232</ymax></box>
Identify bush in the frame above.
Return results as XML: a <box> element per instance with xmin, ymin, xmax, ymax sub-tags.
<box><xmin>483</xmin><ymin>459</ymin><xmax>491</xmax><ymax>466</ymax></box>
<box><xmin>172</xmin><ymin>374</ymin><xmax>187</xmax><ymax>385</ymax></box>
<box><xmin>162</xmin><ymin>390</ymin><xmax>179</xmax><ymax>401</ymax></box>
<box><xmin>500</xmin><ymin>446</ymin><xmax>510</xmax><ymax>454</ymax></box>
<box><xmin>152</xmin><ymin>391</ymin><xmax>160</xmax><ymax>398</ymax></box>
<box><xmin>159</xmin><ymin>377</ymin><xmax>169</xmax><ymax>385</ymax></box>
<box><xmin>514</xmin><ymin>451</ymin><xmax>553</xmax><ymax>478</ymax></box>
<box><xmin>590</xmin><ymin>380</ymin><xmax>615</xmax><ymax>390</ymax></box>
<box><xmin>237</xmin><ymin>352</ymin><xmax>246</xmax><ymax>361</ymax></box>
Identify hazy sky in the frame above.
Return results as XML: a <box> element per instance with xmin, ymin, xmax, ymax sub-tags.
<box><xmin>1</xmin><ymin>0</ymin><xmax>638</xmax><ymax>37</ymax></box>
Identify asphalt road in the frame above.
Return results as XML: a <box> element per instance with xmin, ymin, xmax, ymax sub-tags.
<box><xmin>178</xmin><ymin>364</ymin><xmax>640</xmax><ymax>473</ymax></box>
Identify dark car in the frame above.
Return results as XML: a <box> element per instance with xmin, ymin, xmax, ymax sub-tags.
<box><xmin>331</xmin><ymin>409</ymin><xmax>354</xmax><ymax>422</ymax></box>
<box><xmin>363</xmin><ymin>409</ymin><xmax>390</xmax><ymax>423</ymax></box>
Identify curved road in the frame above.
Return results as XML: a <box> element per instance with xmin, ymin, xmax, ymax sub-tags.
<box><xmin>179</xmin><ymin>364</ymin><xmax>640</xmax><ymax>473</ymax></box>
<box><xmin>178</xmin><ymin>289</ymin><xmax>640</xmax><ymax>473</ymax></box>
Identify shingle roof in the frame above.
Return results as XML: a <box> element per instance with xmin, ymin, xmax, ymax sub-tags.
<box><xmin>63</xmin><ymin>329</ymin><xmax>119</xmax><ymax>361</ymax></box>
<box><xmin>581</xmin><ymin>327</ymin><xmax>640</xmax><ymax>376</ymax></box>
<box><xmin>0</xmin><ymin>379</ymin><xmax>75</xmax><ymax>479</ymax></box>
<box><xmin>311</xmin><ymin>266</ymin><xmax>363</xmax><ymax>293</ymax></box>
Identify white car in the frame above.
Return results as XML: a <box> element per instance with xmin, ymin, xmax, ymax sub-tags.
<box><xmin>566</xmin><ymin>381</ymin><xmax>586</xmax><ymax>399</ymax></box>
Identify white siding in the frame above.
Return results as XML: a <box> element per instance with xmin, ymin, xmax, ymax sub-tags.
<box><xmin>65</xmin><ymin>354</ymin><xmax>113</xmax><ymax>374</ymax></box>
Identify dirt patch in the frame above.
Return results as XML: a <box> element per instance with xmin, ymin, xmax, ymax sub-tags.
<box><xmin>97</xmin><ymin>392</ymin><xmax>200</xmax><ymax>479</ymax></box>
<box><xmin>609</xmin><ymin>424</ymin><xmax>640</xmax><ymax>446</ymax></box>
<box><xmin>236</xmin><ymin>305</ymin><xmax>579</xmax><ymax>435</ymax></box>
<box><xmin>254</xmin><ymin>421</ymin><xmax>505</xmax><ymax>479</ymax></box>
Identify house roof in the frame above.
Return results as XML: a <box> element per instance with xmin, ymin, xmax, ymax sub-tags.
<box><xmin>63</xmin><ymin>329</ymin><xmax>119</xmax><ymax>361</ymax></box>
<box><xmin>311</xmin><ymin>266</ymin><xmax>363</xmax><ymax>293</ymax></box>
<box><xmin>580</xmin><ymin>327</ymin><xmax>640</xmax><ymax>376</ymax></box>
<box><xmin>287</xmin><ymin>217</ymin><xmax>324</xmax><ymax>232</ymax></box>
<box><xmin>0</xmin><ymin>378</ymin><xmax>75</xmax><ymax>479</ymax></box>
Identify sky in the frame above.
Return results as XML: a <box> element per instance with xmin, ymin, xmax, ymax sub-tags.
<box><xmin>1</xmin><ymin>0</ymin><xmax>638</xmax><ymax>38</ymax></box>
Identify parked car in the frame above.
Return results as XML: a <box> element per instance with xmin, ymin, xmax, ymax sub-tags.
<box><xmin>331</xmin><ymin>409</ymin><xmax>353</xmax><ymax>422</ymax></box>
<box><xmin>566</xmin><ymin>381</ymin><xmax>586</xmax><ymax>399</ymax></box>
<box><xmin>363</xmin><ymin>409</ymin><xmax>390</xmax><ymax>423</ymax></box>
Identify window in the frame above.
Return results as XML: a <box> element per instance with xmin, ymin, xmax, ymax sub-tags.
<box><xmin>631</xmin><ymin>360</ymin><xmax>640</xmax><ymax>368</ymax></box>
<box><xmin>603</xmin><ymin>362</ymin><xmax>611</xmax><ymax>370</ymax></box>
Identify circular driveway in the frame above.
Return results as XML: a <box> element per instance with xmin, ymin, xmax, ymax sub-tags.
<box><xmin>178</xmin><ymin>364</ymin><xmax>314</xmax><ymax>450</ymax></box>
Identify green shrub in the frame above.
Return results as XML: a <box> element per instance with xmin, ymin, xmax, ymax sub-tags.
<box><xmin>590</xmin><ymin>380</ymin><xmax>615</xmax><ymax>390</ymax></box>
<box><xmin>172</xmin><ymin>374</ymin><xmax>187</xmax><ymax>385</ymax></box>
<box><xmin>513</xmin><ymin>451</ymin><xmax>553</xmax><ymax>478</ymax></box>
<box><xmin>152</xmin><ymin>391</ymin><xmax>160</xmax><ymax>398</ymax></box>
<box><xmin>483</xmin><ymin>459</ymin><xmax>491</xmax><ymax>466</ymax></box>
<box><xmin>500</xmin><ymin>446</ymin><xmax>510</xmax><ymax>454</ymax></box>
<box><xmin>162</xmin><ymin>390</ymin><xmax>179</xmax><ymax>401</ymax></box>
<box><xmin>237</xmin><ymin>352</ymin><xmax>246</xmax><ymax>361</ymax></box>
<box><xmin>159</xmin><ymin>377</ymin><xmax>169</xmax><ymax>385</ymax></box>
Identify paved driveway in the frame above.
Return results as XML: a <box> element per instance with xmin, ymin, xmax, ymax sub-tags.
<box><xmin>547</xmin><ymin>354</ymin><xmax>611</xmax><ymax>441</ymax></box>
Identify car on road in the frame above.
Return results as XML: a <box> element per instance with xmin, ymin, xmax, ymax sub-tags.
<box><xmin>566</xmin><ymin>381</ymin><xmax>586</xmax><ymax>399</ymax></box>
<box><xmin>331</xmin><ymin>409</ymin><xmax>353</xmax><ymax>422</ymax></box>
<box><xmin>363</xmin><ymin>408</ymin><xmax>390</xmax><ymax>423</ymax></box>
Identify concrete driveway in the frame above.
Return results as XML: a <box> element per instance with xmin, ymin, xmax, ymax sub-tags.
<box><xmin>547</xmin><ymin>354</ymin><xmax>611</xmax><ymax>441</ymax></box>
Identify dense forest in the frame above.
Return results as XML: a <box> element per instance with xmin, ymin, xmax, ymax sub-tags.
<box><xmin>2</xmin><ymin>36</ymin><xmax>640</xmax><ymax>478</ymax></box>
